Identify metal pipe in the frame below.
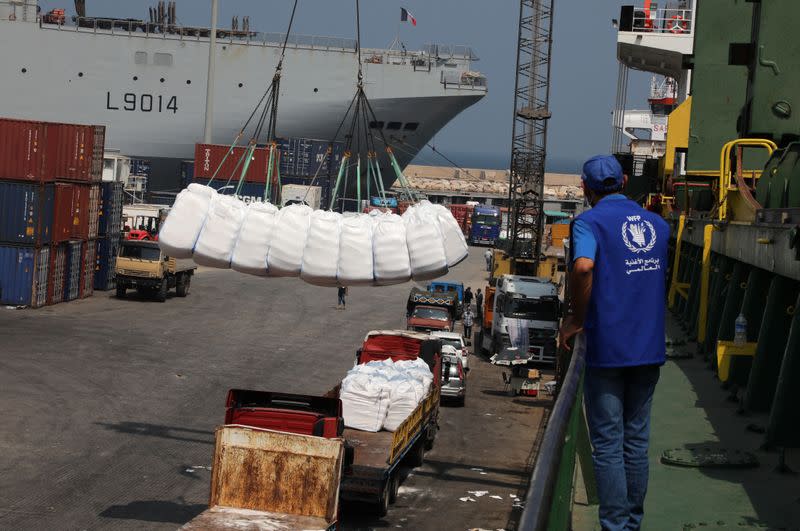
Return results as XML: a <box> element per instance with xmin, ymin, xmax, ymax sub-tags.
<box><xmin>203</xmin><ymin>0</ymin><xmax>219</xmax><ymax>144</ymax></box>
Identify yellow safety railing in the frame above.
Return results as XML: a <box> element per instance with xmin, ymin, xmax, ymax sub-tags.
<box><xmin>717</xmin><ymin>139</ymin><xmax>777</xmax><ymax>220</ymax></box>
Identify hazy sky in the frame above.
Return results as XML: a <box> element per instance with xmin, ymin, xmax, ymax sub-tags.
<box><xmin>39</xmin><ymin>0</ymin><xmax>649</xmax><ymax>172</ymax></box>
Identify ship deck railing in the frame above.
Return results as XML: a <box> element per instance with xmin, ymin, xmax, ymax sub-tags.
<box><xmin>618</xmin><ymin>5</ymin><xmax>694</xmax><ymax>35</ymax></box>
<box><xmin>34</xmin><ymin>16</ymin><xmax>479</xmax><ymax>69</ymax></box>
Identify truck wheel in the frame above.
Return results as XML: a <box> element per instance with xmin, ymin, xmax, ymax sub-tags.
<box><xmin>156</xmin><ymin>277</ymin><xmax>168</xmax><ymax>302</ymax></box>
<box><xmin>376</xmin><ymin>480</ymin><xmax>390</xmax><ymax>517</ymax></box>
<box><xmin>116</xmin><ymin>285</ymin><xmax>126</xmax><ymax>298</ymax></box>
<box><xmin>407</xmin><ymin>440</ymin><xmax>425</xmax><ymax>468</ymax></box>
<box><xmin>388</xmin><ymin>473</ymin><xmax>400</xmax><ymax>504</ymax></box>
<box><xmin>176</xmin><ymin>274</ymin><xmax>189</xmax><ymax>297</ymax></box>
<box><xmin>424</xmin><ymin>427</ymin><xmax>436</xmax><ymax>450</ymax></box>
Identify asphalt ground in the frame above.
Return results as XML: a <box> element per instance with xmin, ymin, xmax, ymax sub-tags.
<box><xmin>0</xmin><ymin>249</ymin><xmax>551</xmax><ymax>531</ymax></box>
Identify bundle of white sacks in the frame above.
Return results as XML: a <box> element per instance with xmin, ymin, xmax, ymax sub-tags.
<box><xmin>158</xmin><ymin>183</ymin><xmax>468</xmax><ymax>284</ymax></box>
<box><xmin>339</xmin><ymin>358</ymin><xmax>434</xmax><ymax>432</ymax></box>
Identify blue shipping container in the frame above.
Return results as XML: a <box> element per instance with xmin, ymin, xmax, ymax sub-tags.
<box><xmin>98</xmin><ymin>182</ymin><xmax>124</xmax><ymax>237</ymax></box>
<box><xmin>180</xmin><ymin>160</ymin><xmax>195</xmax><ymax>189</ymax></box>
<box><xmin>94</xmin><ymin>236</ymin><xmax>119</xmax><ymax>291</ymax></box>
<box><xmin>130</xmin><ymin>158</ymin><xmax>152</xmax><ymax>177</ymax></box>
<box><xmin>276</xmin><ymin>138</ymin><xmax>345</xmax><ymax>178</ymax></box>
<box><xmin>0</xmin><ymin>244</ymin><xmax>49</xmax><ymax>307</ymax></box>
<box><xmin>0</xmin><ymin>181</ymin><xmax>54</xmax><ymax>245</ymax></box>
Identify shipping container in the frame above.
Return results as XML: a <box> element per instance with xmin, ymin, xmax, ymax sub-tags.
<box><xmin>87</xmin><ymin>184</ymin><xmax>100</xmax><ymax>239</ymax></box>
<box><xmin>45</xmin><ymin>123</ymin><xmax>94</xmax><ymax>182</ymax></box>
<box><xmin>48</xmin><ymin>243</ymin><xmax>67</xmax><ymax>304</ymax></box>
<box><xmin>130</xmin><ymin>158</ymin><xmax>152</xmax><ymax>177</ymax></box>
<box><xmin>64</xmin><ymin>240</ymin><xmax>84</xmax><ymax>301</ymax></box>
<box><xmin>0</xmin><ymin>244</ymin><xmax>50</xmax><ymax>307</ymax></box>
<box><xmin>193</xmin><ymin>178</ymin><xmax>271</xmax><ymax>204</ymax></box>
<box><xmin>91</xmin><ymin>126</ymin><xmax>106</xmax><ymax>182</ymax></box>
<box><xmin>59</xmin><ymin>183</ymin><xmax>91</xmax><ymax>241</ymax></box>
<box><xmin>81</xmin><ymin>240</ymin><xmax>95</xmax><ymax>298</ymax></box>
<box><xmin>277</xmin><ymin>138</ymin><xmax>345</xmax><ymax>178</ymax></box>
<box><xmin>98</xmin><ymin>181</ymin><xmax>123</xmax><ymax>237</ymax></box>
<box><xmin>193</xmin><ymin>143</ymin><xmax>278</xmax><ymax>184</ymax></box>
<box><xmin>0</xmin><ymin>181</ymin><xmax>55</xmax><ymax>245</ymax></box>
<box><xmin>53</xmin><ymin>183</ymin><xmax>74</xmax><ymax>242</ymax></box>
<box><xmin>33</xmin><ymin>246</ymin><xmax>50</xmax><ymax>308</ymax></box>
<box><xmin>180</xmin><ymin>160</ymin><xmax>195</xmax><ymax>189</ymax></box>
<box><xmin>94</xmin><ymin>236</ymin><xmax>119</xmax><ymax>291</ymax></box>
<box><xmin>0</xmin><ymin>119</ymin><xmax>46</xmax><ymax>182</ymax></box>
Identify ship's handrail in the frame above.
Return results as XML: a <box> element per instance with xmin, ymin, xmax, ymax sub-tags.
<box><xmin>618</xmin><ymin>5</ymin><xmax>694</xmax><ymax>35</ymax></box>
<box><xmin>519</xmin><ymin>334</ymin><xmax>588</xmax><ymax>531</ymax></box>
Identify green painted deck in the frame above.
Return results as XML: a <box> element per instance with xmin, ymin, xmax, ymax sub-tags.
<box><xmin>572</xmin><ymin>319</ymin><xmax>800</xmax><ymax>530</ymax></box>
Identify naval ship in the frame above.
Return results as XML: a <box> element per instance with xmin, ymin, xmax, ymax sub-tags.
<box><xmin>0</xmin><ymin>0</ymin><xmax>487</xmax><ymax>186</ymax></box>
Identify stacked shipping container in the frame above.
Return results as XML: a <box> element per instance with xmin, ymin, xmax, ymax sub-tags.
<box><xmin>94</xmin><ymin>181</ymin><xmax>123</xmax><ymax>291</ymax></box>
<box><xmin>0</xmin><ymin>117</ymin><xmax>108</xmax><ymax>308</ymax></box>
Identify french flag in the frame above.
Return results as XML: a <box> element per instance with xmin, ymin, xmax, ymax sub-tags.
<box><xmin>400</xmin><ymin>7</ymin><xmax>417</xmax><ymax>26</ymax></box>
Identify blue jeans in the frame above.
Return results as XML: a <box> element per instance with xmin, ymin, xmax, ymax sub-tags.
<box><xmin>584</xmin><ymin>365</ymin><xmax>660</xmax><ymax>531</ymax></box>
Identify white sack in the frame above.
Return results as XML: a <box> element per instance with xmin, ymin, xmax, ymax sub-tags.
<box><xmin>432</xmin><ymin>204</ymin><xmax>469</xmax><ymax>267</ymax></box>
<box><xmin>338</xmin><ymin>214</ymin><xmax>374</xmax><ymax>285</ymax></box>
<box><xmin>403</xmin><ymin>201</ymin><xmax>448</xmax><ymax>280</ymax></box>
<box><xmin>267</xmin><ymin>203</ymin><xmax>312</xmax><ymax>277</ymax></box>
<box><xmin>301</xmin><ymin>210</ymin><xmax>342</xmax><ymax>286</ymax></box>
<box><xmin>231</xmin><ymin>201</ymin><xmax>279</xmax><ymax>276</ymax></box>
<box><xmin>340</xmin><ymin>371</ymin><xmax>391</xmax><ymax>432</ymax></box>
<box><xmin>193</xmin><ymin>194</ymin><xmax>246</xmax><ymax>268</ymax></box>
<box><xmin>372</xmin><ymin>212</ymin><xmax>411</xmax><ymax>285</ymax></box>
<box><xmin>384</xmin><ymin>374</ymin><xmax>426</xmax><ymax>432</ymax></box>
<box><xmin>158</xmin><ymin>184</ymin><xmax>215</xmax><ymax>258</ymax></box>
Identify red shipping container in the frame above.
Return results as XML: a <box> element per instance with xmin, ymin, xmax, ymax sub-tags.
<box><xmin>69</xmin><ymin>184</ymin><xmax>91</xmax><ymax>239</ymax></box>
<box><xmin>45</xmin><ymin>123</ymin><xmax>94</xmax><ymax>182</ymax></box>
<box><xmin>52</xmin><ymin>183</ymin><xmax>91</xmax><ymax>241</ymax></box>
<box><xmin>194</xmin><ymin>143</ymin><xmax>279</xmax><ymax>184</ymax></box>
<box><xmin>0</xmin><ymin>118</ymin><xmax>46</xmax><ymax>182</ymax></box>
<box><xmin>53</xmin><ymin>183</ymin><xmax>75</xmax><ymax>242</ymax></box>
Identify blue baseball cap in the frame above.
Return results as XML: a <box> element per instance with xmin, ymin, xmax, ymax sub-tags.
<box><xmin>581</xmin><ymin>155</ymin><xmax>624</xmax><ymax>192</ymax></box>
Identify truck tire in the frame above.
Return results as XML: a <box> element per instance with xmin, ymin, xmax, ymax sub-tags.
<box><xmin>424</xmin><ymin>426</ymin><xmax>436</xmax><ymax>450</ymax></box>
<box><xmin>156</xmin><ymin>277</ymin><xmax>168</xmax><ymax>302</ymax></box>
<box><xmin>388</xmin><ymin>473</ymin><xmax>400</xmax><ymax>504</ymax></box>
<box><xmin>116</xmin><ymin>285</ymin><xmax>126</xmax><ymax>298</ymax></box>
<box><xmin>176</xmin><ymin>273</ymin><xmax>189</xmax><ymax>297</ymax></box>
<box><xmin>407</xmin><ymin>440</ymin><xmax>425</xmax><ymax>468</ymax></box>
<box><xmin>376</xmin><ymin>480</ymin><xmax>390</xmax><ymax>517</ymax></box>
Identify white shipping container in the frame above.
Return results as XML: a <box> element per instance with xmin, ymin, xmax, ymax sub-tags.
<box><xmin>281</xmin><ymin>184</ymin><xmax>321</xmax><ymax>210</ymax></box>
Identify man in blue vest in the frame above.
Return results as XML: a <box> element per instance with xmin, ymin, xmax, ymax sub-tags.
<box><xmin>559</xmin><ymin>155</ymin><xmax>669</xmax><ymax>531</ymax></box>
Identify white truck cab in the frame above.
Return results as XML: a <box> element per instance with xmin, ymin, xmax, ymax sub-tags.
<box><xmin>487</xmin><ymin>275</ymin><xmax>561</xmax><ymax>364</ymax></box>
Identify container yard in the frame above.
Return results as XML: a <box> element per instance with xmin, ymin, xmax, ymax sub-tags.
<box><xmin>0</xmin><ymin>118</ymin><xmax>122</xmax><ymax>309</ymax></box>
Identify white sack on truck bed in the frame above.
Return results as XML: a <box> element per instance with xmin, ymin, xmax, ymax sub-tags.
<box><xmin>403</xmin><ymin>202</ymin><xmax>448</xmax><ymax>281</ymax></box>
<box><xmin>340</xmin><ymin>370</ymin><xmax>391</xmax><ymax>432</ymax></box>
<box><xmin>301</xmin><ymin>210</ymin><xmax>342</xmax><ymax>286</ymax></box>
<box><xmin>231</xmin><ymin>201</ymin><xmax>279</xmax><ymax>276</ymax></box>
<box><xmin>193</xmin><ymin>194</ymin><xmax>246</xmax><ymax>268</ymax></box>
<box><xmin>158</xmin><ymin>183</ymin><xmax>215</xmax><ymax>258</ymax></box>
<box><xmin>337</xmin><ymin>214</ymin><xmax>374</xmax><ymax>285</ymax></box>
<box><xmin>267</xmin><ymin>203</ymin><xmax>312</xmax><ymax>277</ymax></box>
<box><xmin>383</xmin><ymin>374</ymin><xmax>426</xmax><ymax>432</ymax></box>
<box><xmin>372</xmin><ymin>212</ymin><xmax>411</xmax><ymax>285</ymax></box>
<box><xmin>432</xmin><ymin>203</ymin><xmax>469</xmax><ymax>267</ymax></box>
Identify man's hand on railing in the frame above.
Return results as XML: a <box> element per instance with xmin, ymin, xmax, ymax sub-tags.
<box><xmin>558</xmin><ymin>315</ymin><xmax>583</xmax><ymax>351</ymax></box>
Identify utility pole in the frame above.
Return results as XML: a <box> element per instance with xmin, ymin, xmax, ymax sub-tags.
<box><xmin>203</xmin><ymin>0</ymin><xmax>219</xmax><ymax>144</ymax></box>
<box><xmin>507</xmin><ymin>0</ymin><xmax>554</xmax><ymax>274</ymax></box>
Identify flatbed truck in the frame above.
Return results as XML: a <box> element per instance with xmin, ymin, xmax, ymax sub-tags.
<box><xmin>115</xmin><ymin>240</ymin><xmax>196</xmax><ymax>302</ymax></box>
<box><xmin>195</xmin><ymin>330</ymin><xmax>441</xmax><ymax>524</ymax></box>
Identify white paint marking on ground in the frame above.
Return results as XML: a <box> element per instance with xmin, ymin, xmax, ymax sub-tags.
<box><xmin>467</xmin><ymin>490</ymin><xmax>489</xmax><ymax>497</ymax></box>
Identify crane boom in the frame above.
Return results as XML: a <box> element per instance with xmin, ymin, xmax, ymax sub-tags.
<box><xmin>507</xmin><ymin>0</ymin><xmax>554</xmax><ymax>274</ymax></box>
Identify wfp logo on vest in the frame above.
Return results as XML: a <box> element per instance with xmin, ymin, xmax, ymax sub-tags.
<box><xmin>621</xmin><ymin>216</ymin><xmax>656</xmax><ymax>254</ymax></box>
